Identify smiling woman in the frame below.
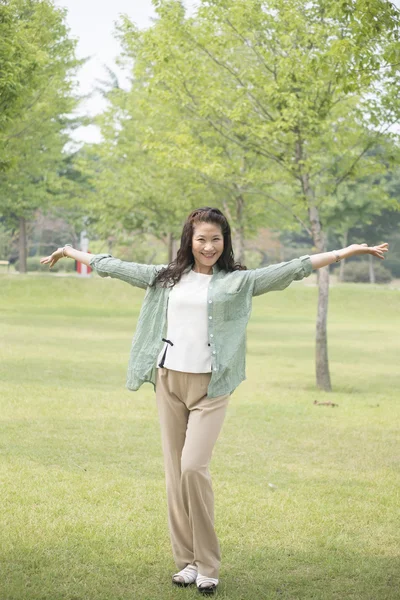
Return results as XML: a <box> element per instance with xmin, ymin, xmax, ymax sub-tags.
<box><xmin>40</xmin><ymin>205</ymin><xmax>389</xmax><ymax>594</ymax></box>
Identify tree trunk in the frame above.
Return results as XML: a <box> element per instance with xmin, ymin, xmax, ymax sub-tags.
<box><xmin>315</xmin><ymin>264</ymin><xmax>331</xmax><ymax>391</ymax></box>
<box><xmin>369</xmin><ymin>254</ymin><xmax>375</xmax><ymax>283</ymax></box>
<box><xmin>222</xmin><ymin>197</ymin><xmax>245</xmax><ymax>263</ymax></box>
<box><xmin>235</xmin><ymin>194</ymin><xmax>245</xmax><ymax>264</ymax></box>
<box><xmin>297</xmin><ymin>136</ymin><xmax>331</xmax><ymax>391</ymax></box>
<box><xmin>167</xmin><ymin>232</ymin><xmax>176</xmax><ymax>263</ymax></box>
<box><xmin>172</xmin><ymin>235</ymin><xmax>177</xmax><ymax>262</ymax></box>
<box><xmin>308</xmin><ymin>205</ymin><xmax>332</xmax><ymax>392</ymax></box>
<box><xmin>19</xmin><ymin>216</ymin><xmax>27</xmax><ymax>273</ymax></box>
<box><xmin>339</xmin><ymin>230</ymin><xmax>348</xmax><ymax>282</ymax></box>
<box><xmin>107</xmin><ymin>236</ymin><xmax>115</xmax><ymax>254</ymax></box>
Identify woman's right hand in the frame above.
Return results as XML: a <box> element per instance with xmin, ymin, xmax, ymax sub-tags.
<box><xmin>40</xmin><ymin>247</ymin><xmax>65</xmax><ymax>269</ymax></box>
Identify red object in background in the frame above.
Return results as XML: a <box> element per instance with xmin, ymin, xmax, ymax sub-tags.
<box><xmin>76</xmin><ymin>251</ymin><xmax>92</xmax><ymax>275</ymax></box>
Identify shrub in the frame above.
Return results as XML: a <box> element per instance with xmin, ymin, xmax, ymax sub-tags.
<box><xmin>48</xmin><ymin>258</ymin><xmax>75</xmax><ymax>273</ymax></box>
<box><xmin>342</xmin><ymin>261</ymin><xmax>392</xmax><ymax>283</ymax></box>
<box><xmin>15</xmin><ymin>257</ymin><xmax>42</xmax><ymax>272</ymax></box>
<box><xmin>15</xmin><ymin>256</ymin><xmax>76</xmax><ymax>273</ymax></box>
<box><xmin>382</xmin><ymin>257</ymin><xmax>400</xmax><ymax>278</ymax></box>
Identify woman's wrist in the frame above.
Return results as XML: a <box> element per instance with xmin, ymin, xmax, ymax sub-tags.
<box><xmin>310</xmin><ymin>247</ymin><xmax>349</xmax><ymax>269</ymax></box>
<box><xmin>332</xmin><ymin>246</ymin><xmax>354</xmax><ymax>261</ymax></box>
<box><xmin>62</xmin><ymin>244</ymin><xmax>73</xmax><ymax>258</ymax></box>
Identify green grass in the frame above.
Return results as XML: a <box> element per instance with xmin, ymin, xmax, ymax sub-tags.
<box><xmin>1</xmin><ymin>273</ymin><xmax>399</xmax><ymax>600</ymax></box>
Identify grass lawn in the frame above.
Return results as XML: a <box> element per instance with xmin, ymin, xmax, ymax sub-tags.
<box><xmin>1</xmin><ymin>272</ymin><xmax>399</xmax><ymax>600</ymax></box>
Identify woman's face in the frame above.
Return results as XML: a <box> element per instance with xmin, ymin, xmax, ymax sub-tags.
<box><xmin>191</xmin><ymin>222</ymin><xmax>224</xmax><ymax>272</ymax></box>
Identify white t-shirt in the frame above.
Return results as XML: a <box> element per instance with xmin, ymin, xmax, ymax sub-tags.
<box><xmin>156</xmin><ymin>268</ymin><xmax>212</xmax><ymax>373</ymax></box>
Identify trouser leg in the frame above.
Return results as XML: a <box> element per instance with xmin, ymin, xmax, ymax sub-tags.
<box><xmin>155</xmin><ymin>367</ymin><xmax>193</xmax><ymax>570</ymax></box>
<box><xmin>156</xmin><ymin>367</ymin><xmax>230</xmax><ymax>578</ymax></box>
<box><xmin>180</xmin><ymin>373</ymin><xmax>230</xmax><ymax>579</ymax></box>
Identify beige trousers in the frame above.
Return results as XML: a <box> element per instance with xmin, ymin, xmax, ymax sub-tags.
<box><xmin>155</xmin><ymin>367</ymin><xmax>230</xmax><ymax>579</ymax></box>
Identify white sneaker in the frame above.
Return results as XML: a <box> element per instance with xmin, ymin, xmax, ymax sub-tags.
<box><xmin>172</xmin><ymin>563</ymin><xmax>198</xmax><ymax>587</ymax></box>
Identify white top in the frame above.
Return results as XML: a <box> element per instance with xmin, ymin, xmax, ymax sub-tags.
<box><xmin>156</xmin><ymin>268</ymin><xmax>212</xmax><ymax>373</ymax></box>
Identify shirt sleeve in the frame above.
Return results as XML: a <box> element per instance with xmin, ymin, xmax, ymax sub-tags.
<box><xmin>250</xmin><ymin>255</ymin><xmax>313</xmax><ymax>297</ymax></box>
<box><xmin>89</xmin><ymin>253</ymin><xmax>166</xmax><ymax>289</ymax></box>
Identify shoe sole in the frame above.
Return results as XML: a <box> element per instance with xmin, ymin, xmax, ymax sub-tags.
<box><xmin>172</xmin><ymin>578</ymin><xmax>195</xmax><ymax>587</ymax></box>
<box><xmin>198</xmin><ymin>584</ymin><xmax>217</xmax><ymax>595</ymax></box>
<box><xmin>172</xmin><ymin>579</ymin><xmax>217</xmax><ymax>593</ymax></box>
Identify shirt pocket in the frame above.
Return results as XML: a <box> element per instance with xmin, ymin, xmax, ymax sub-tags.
<box><xmin>220</xmin><ymin>289</ymin><xmax>248</xmax><ymax>320</ymax></box>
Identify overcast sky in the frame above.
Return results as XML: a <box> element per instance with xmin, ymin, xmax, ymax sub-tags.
<box><xmin>54</xmin><ymin>0</ymin><xmax>197</xmax><ymax>144</ymax></box>
<box><xmin>55</xmin><ymin>0</ymin><xmax>399</xmax><ymax>145</ymax></box>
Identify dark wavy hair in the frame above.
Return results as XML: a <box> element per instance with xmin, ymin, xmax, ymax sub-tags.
<box><xmin>150</xmin><ymin>207</ymin><xmax>247</xmax><ymax>288</ymax></box>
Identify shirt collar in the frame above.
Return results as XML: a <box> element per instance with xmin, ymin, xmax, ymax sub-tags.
<box><xmin>184</xmin><ymin>262</ymin><xmax>221</xmax><ymax>275</ymax></box>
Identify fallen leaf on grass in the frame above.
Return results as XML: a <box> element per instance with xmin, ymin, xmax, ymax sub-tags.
<box><xmin>313</xmin><ymin>400</ymin><xmax>339</xmax><ymax>407</ymax></box>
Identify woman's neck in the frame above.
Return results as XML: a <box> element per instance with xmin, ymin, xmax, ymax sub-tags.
<box><xmin>192</xmin><ymin>263</ymin><xmax>213</xmax><ymax>275</ymax></box>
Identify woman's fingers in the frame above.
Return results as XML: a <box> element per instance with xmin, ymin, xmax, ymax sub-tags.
<box><xmin>379</xmin><ymin>244</ymin><xmax>389</xmax><ymax>256</ymax></box>
<box><xmin>368</xmin><ymin>243</ymin><xmax>389</xmax><ymax>259</ymax></box>
<box><xmin>40</xmin><ymin>253</ymin><xmax>59</xmax><ymax>267</ymax></box>
<box><xmin>376</xmin><ymin>250</ymin><xmax>385</xmax><ymax>259</ymax></box>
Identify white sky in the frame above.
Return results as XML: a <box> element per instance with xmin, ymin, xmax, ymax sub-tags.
<box><xmin>55</xmin><ymin>0</ymin><xmax>400</xmax><ymax>146</ymax></box>
<box><xmin>54</xmin><ymin>0</ymin><xmax>197</xmax><ymax>145</ymax></box>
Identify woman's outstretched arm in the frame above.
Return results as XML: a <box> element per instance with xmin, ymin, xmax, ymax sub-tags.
<box><xmin>40</xmin><ymin>245</ymin><xmax>164</xmax><ymax>289</ymax></box>
<box><xmin>251</xmin><ymin>242</ymin><xmax>389</xmax><ymax>296</ymax></box>
<box><xmin>310</xmin><ymin>243</ymin><xmax>389</xmax><ymax>269</ymax></box>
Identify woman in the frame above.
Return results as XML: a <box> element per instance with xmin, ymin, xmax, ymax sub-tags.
<box><xmin>41</xmin><ymin>207</ymin><xmax>388</xmax><ymax>595</ymax></box>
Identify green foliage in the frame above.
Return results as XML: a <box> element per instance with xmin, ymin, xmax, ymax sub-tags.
<box><xmin>383</xmin><ymin>258</ymin><xmax>400</xmax><ymax>278</ymax></box>
<box><xmin>342</xmin><ymin>261</ymin><xmax>392</xmax><ymax>283</ymax></box>
<box><xmin>0</xmin><ymin>0</ymin><xmax>86</xmax><ymax>274</ymax></box>
<box><xmin>347</xmin><ymin>199</ymin><xmax>400</xmax><ymax>243</ymax></box>
<box><xmin>0</xmin><ymin>0</ymin><xmax>54</xmax><ymax>150</ymax></box>
<box><xmin>0</xmin><ymin>0</ymin><xmax>84</xmax><ymax>226</ymax></box>
<box><xmin>103</xmin><ymin>233</ymin><xmax>168</xmax><ymax>265</ymax></box>
<box><xmin>114</xmin><ymin>0</ymin><xmax>400</xmax><ymax>249</ymax></box>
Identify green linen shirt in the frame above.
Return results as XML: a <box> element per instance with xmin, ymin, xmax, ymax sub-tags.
<box><xmin>89</xmin><ymin>253</ymin><xmax>313</xmax><ymax>398</ymax></box>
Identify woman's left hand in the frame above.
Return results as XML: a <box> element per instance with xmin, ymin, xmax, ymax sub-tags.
<box><xmin>349</xmin><ymin>242</ymin><xmax>389</xmax><ymax>260</ymax></box>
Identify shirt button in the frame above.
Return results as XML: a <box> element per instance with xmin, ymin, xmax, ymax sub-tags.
<box><xmin>213</xmin><ymin>367</ymin><xmax>218</xmax><ymax>371</ymax></box>
<box><xmin>212</xmin><ymin>351</ymin><xmax>216</xmax><ymax>354</ymax></box>
<box><xmin>209</xmin><ymin>316</ymin><xmax>212</xmax><ymax>320</ymax></box>
<box><xmin>210</xmin><ymin>334</ymin><xmax>214</xmax><ymax>337</ymax></box>
<box><xmin>209</xmin><ymin>300</ymin><xmax>212</xmax><ymax>304</ymax></box>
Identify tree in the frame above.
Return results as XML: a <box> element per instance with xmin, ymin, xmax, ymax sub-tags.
<box><xmin>0</xmin><ymin>0</ymin><xmax>83</xmax><ymax>272</ymax></box>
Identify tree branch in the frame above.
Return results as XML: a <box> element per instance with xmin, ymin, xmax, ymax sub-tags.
<box><xmin>189</xmin><ymin>37</ymin><xmax>275</xmax><ymax>122</ymax></box>
<box><xmin>224</xmin><ymin>18</ymin><xmax>276</xmax><ymax>78</ymax></box>
<box><xmin>333</xmin><ymin>118</ymin><xmax>400</xmax><ymax>193</ymax></box>
<box><xmin>245</xmin><ymin>188</ymin><xmax>312</xmax><ymax>236</ymax></box>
